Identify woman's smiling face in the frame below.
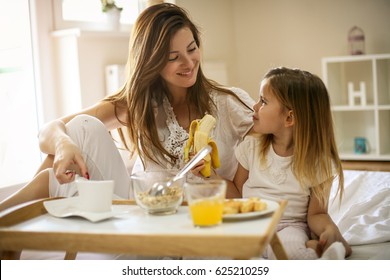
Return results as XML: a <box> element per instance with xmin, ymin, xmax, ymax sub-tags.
<box><xmin>160</xmin><ymin>27</ymin><xmax>200</xmax><ymax>92</ymax></box>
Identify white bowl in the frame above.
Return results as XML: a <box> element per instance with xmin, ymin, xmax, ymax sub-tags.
<box><xmin>131</xmin><ymin>170</ymin><xmax>185</xmax><ymax>215</ymax></box>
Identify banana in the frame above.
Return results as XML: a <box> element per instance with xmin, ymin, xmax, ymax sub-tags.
<box><xmin>184</xmin><ymin>114</ymin><xmax>220</xmax><ymax>177</ymax></box>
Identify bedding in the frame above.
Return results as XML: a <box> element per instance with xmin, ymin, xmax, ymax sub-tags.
<box><xmin>329</xmin><ymin>170</ymin><xmax>390</xmax><ymax>260</ymax></box>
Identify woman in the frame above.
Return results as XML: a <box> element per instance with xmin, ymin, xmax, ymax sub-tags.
<box><xmin>0</xmin><ymin>3</ymin><xmax>254</xmax><ymax>211</ymax></box>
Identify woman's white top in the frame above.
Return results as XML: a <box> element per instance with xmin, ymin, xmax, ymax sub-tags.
<box><xmin>132</xmin><ymin>87</ymin><xmax>255</xmax><ymax>180</ymax></box>
<box><xmin>235</xmin><ymin>135</ymin><xmax>311</xmax><ymax>222</ymax></box>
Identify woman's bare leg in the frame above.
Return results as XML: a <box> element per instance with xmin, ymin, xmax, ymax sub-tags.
<box><xmin>35</xmin><ymin>155</ymin><xmax>54</xmax><ymax>175</ymax></box>
<box><xmin>0</xmin><ymin>169</ymin><xmax>50</xmax><ymax>212</ymax></box>
<box><xmin>0</xmin><ymin>168</ymin><xmax>50</xmax><ymax>259</ymax></box>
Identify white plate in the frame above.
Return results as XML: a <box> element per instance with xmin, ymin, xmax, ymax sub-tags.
<box><xmin>223</xmin><ymin>199</ymin><xmax>279</xmax><ymax>220</ymax></box>
<box><xmin>43</xmin><ymin>197</ymin><xmax>128</xmax><ymax>223</ymax></box>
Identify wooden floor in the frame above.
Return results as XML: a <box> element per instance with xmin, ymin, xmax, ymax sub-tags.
<box><xmin>342</xmin><ymin>160</ymin><xmax>390</xmax><ymax>172</ymax></box>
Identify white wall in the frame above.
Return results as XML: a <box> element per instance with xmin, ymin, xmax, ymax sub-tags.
<box><xmin>177</xmin><ymin>0</ymin><xmax>390</xmax><ymax>99</ymax></box>
<box><xmin>33</xmin><ymin>0</ymin><xmax>390</xmax><ymax>117</ymax></box>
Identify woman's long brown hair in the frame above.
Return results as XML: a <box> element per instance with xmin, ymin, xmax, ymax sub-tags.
<box><xmin>104</xmin><ymin>3</ymin><xmax>252</xmax><ymax>168</ymax></box>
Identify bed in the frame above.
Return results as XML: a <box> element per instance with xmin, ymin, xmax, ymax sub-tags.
<box><xmin>328</xmin><ymin>168</ymin><xmax>390</xmax><ymax>260</ymax></box>
<box><xmin>1</xmin><ymin>166</ymin><xmax>389</xmax><ymax>260</ymax></box>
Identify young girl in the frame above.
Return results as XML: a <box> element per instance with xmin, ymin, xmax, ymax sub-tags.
<box><xmin>233</xmin><ymin>67</ymin><xmax>352</xmax><ymax>259</ymax></box>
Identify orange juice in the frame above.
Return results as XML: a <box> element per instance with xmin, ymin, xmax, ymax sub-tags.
<box><xmin>189</xmin><ymin>198</ymin><xmax>224</xmax><ymax>226</ymax></box>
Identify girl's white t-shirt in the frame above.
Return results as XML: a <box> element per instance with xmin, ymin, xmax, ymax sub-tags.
<box><xmin>235</xmin><ymin>135</ymin><xmax>311</xmax><ymax>222</ymax></box>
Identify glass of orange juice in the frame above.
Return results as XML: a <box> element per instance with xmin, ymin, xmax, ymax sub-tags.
<box><xmin>185</xmin><ymin>179</ymin><xmax>226</xmax><ymax>227</ymax></box>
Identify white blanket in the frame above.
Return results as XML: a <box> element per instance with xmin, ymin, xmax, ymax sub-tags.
<box><xmin>329</xmin><ymin>170</ymin><xmax>390</xmax><ymax>245</ymax></box>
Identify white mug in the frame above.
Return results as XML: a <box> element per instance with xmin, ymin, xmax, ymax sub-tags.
<box><xmin>76</xmin><ymin>177</ymin><xmax>114</xmax><ymax>213</ymax></box>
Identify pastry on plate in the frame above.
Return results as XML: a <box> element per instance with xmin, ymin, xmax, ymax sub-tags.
<box><xmin>223</xmin><ymin>197</ymin><xmax>267</xmax><ymax>214</ymax></box>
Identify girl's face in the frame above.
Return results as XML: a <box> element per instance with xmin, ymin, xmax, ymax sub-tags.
<box><xmin>160</xmin><ymin>27</ymin><xmax>200</xmax><ymax>92</ymax></box>
<box><xmin>253</xmin><ymin>79</ymin><xmax>289</xmax><ymax>135</ymax></box>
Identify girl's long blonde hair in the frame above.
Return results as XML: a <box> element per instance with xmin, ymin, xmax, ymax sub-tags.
<box><xmin>259</xmin><ymin>67</ymin><xmax>343</xmax><ymax>208</ymax></box>
<box><xmin>104</xmin><ymin>3</ymin><xmax>251</xmax><ymax>168</ymax></box>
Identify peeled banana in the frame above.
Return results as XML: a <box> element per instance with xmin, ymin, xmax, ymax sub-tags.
<box><xmin>184</xmin><ymin>114</ymin><xmax>220</xmax><ymax>177</ymax></box>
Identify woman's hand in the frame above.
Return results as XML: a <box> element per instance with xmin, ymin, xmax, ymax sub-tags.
<box><xmin>53</xmin><ymin>138</ymin><xmax>89</xmax><ymax>184</ymax></box>
<box><xmin>39</xmin><ymin>119</ymin><xmax>90</xmax><ymax>184</ymax></box>
<box><xmin>190</xmin><ymin>159</ymin><xmax>206</xmax><ymax>177</ymax></box>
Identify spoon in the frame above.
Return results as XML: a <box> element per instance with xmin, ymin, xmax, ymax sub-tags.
<box><xmin>149</xmin><ymin>145</ymin><xmax>212</xmax><ymax>196</ymax></box>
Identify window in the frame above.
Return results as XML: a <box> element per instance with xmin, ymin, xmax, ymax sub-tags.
<box><xmin>0</xmin><ymin>0</ymin><xmax>41</xmax><ymax>187</ymax></box>
<box><xmin>53</xmin><ymin>0</ymin><xmax>149</xmax><ymax>31</ymax></box>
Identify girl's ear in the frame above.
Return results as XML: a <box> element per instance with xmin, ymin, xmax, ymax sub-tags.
<box><xmin>285</xmin><ymin>110</ymin><xmax>294</xmax><ymax>127</ymax></box>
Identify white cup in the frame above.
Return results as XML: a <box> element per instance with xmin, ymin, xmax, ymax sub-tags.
<box><xmin>76</xmin><ymin>178</ymin><xmax>114</xmax><ymax>213</ymax></box>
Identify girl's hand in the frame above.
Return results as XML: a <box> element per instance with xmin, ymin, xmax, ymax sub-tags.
<box><xmin>318</xmin><ymin>226</ymin><xmax>352</xmax><ymax>257</ymax></box>
<box><xmin>53</xmin><ymin>138</ymin><xmax>89</xmax><ymax>184</ymax></box>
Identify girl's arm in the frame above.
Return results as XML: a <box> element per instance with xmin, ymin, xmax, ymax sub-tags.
<box><xmin>226</xmin><ymin>163</ymin><xmax>249</xmax><ymax>198</ymax></box>
<box><xmin>38</xmin><ymin>101</ymin><xmax>127</xmax><ymax>183</ymax></box>
<box><xmin>307</xmin><ymin>190</ymin><xmax>352</xmax><ymax>257</ymax></box>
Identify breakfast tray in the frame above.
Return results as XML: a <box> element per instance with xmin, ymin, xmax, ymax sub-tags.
<box><xmin>0</xmin><ymin>198</ymin><xmax>287</xmax><ymax>260</ymax></box>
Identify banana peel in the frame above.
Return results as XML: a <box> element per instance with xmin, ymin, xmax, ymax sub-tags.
<box><xmin>184</xmin><ymin>114</ymin><xmax>220</xmax><ymax>177</ymax></box>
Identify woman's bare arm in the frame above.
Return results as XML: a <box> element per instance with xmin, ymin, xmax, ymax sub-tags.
<box><xmin>39</xmin><ymin>101</ymin><xmax>125</xmax><ymax>153</ymax></box>
<box><xmin>38</xmin><ymin>101</ymin><xmax>126</xmax><ymax>183</ymax></box>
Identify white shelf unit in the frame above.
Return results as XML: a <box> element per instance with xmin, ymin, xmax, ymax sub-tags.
<box><xmin>322</xmin><ymin>54</ymin><xmax>390</xmax><ymax>161</ymax></box>
<box><xmin>51</xmin><ymin>28</ymin><xmax>129</xmax><ymax>116</ymax></box>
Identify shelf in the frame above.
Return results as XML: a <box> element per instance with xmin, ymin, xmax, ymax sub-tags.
<box><xmin>340</xmin><ymin>153</ymin><xmax>390</xmax><ymax>161</ymax></box>
<box><xmin>331</xmin><ymin>105</ymin><xmax>375</xmax><ymax>111</ymax></box>
<box><xmin>51</xmin><ymin>28</ymin><xmax>130</xmax><ymax>38</ymax></box>
<box><xmin>323</xmin><ymin>54</ymin><xmax>390</xmax><ymax>161</ymax></box>
<box><xmin>322</xmin><ymin>53</ymin><xmax>390</xmax><ymax>63</ymax></box>
<box><xmin>376</xmin><ymin>57</ymin><xmax>390</xmax><ymax>105</ymax></box>
<box><xmin>341</xmin><ymin>160</ymin><xmax>390</xmax><ymax>171</ymax></box>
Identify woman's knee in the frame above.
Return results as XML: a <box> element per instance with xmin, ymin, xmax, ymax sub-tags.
<box><xmin>66</xmin><ymin>114</ymin><xmax>106</xmax><ymax>134</ymax></box>
<box><xmin>66</xmin><ymin>115</ymin><xmax>111</xmax><ymax>147</ymax></box>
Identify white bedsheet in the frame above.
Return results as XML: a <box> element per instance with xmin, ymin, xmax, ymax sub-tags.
<box><xmin>329</xmin><ymin>170</ymin><xmax>390</xmax><ymax>246</ymax></box>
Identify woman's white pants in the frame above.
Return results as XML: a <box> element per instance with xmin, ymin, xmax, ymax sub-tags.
<box><xmin>48</xmin><ymin>115</ymin><xmax>132</xmax><ymax>199</ymax></box>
